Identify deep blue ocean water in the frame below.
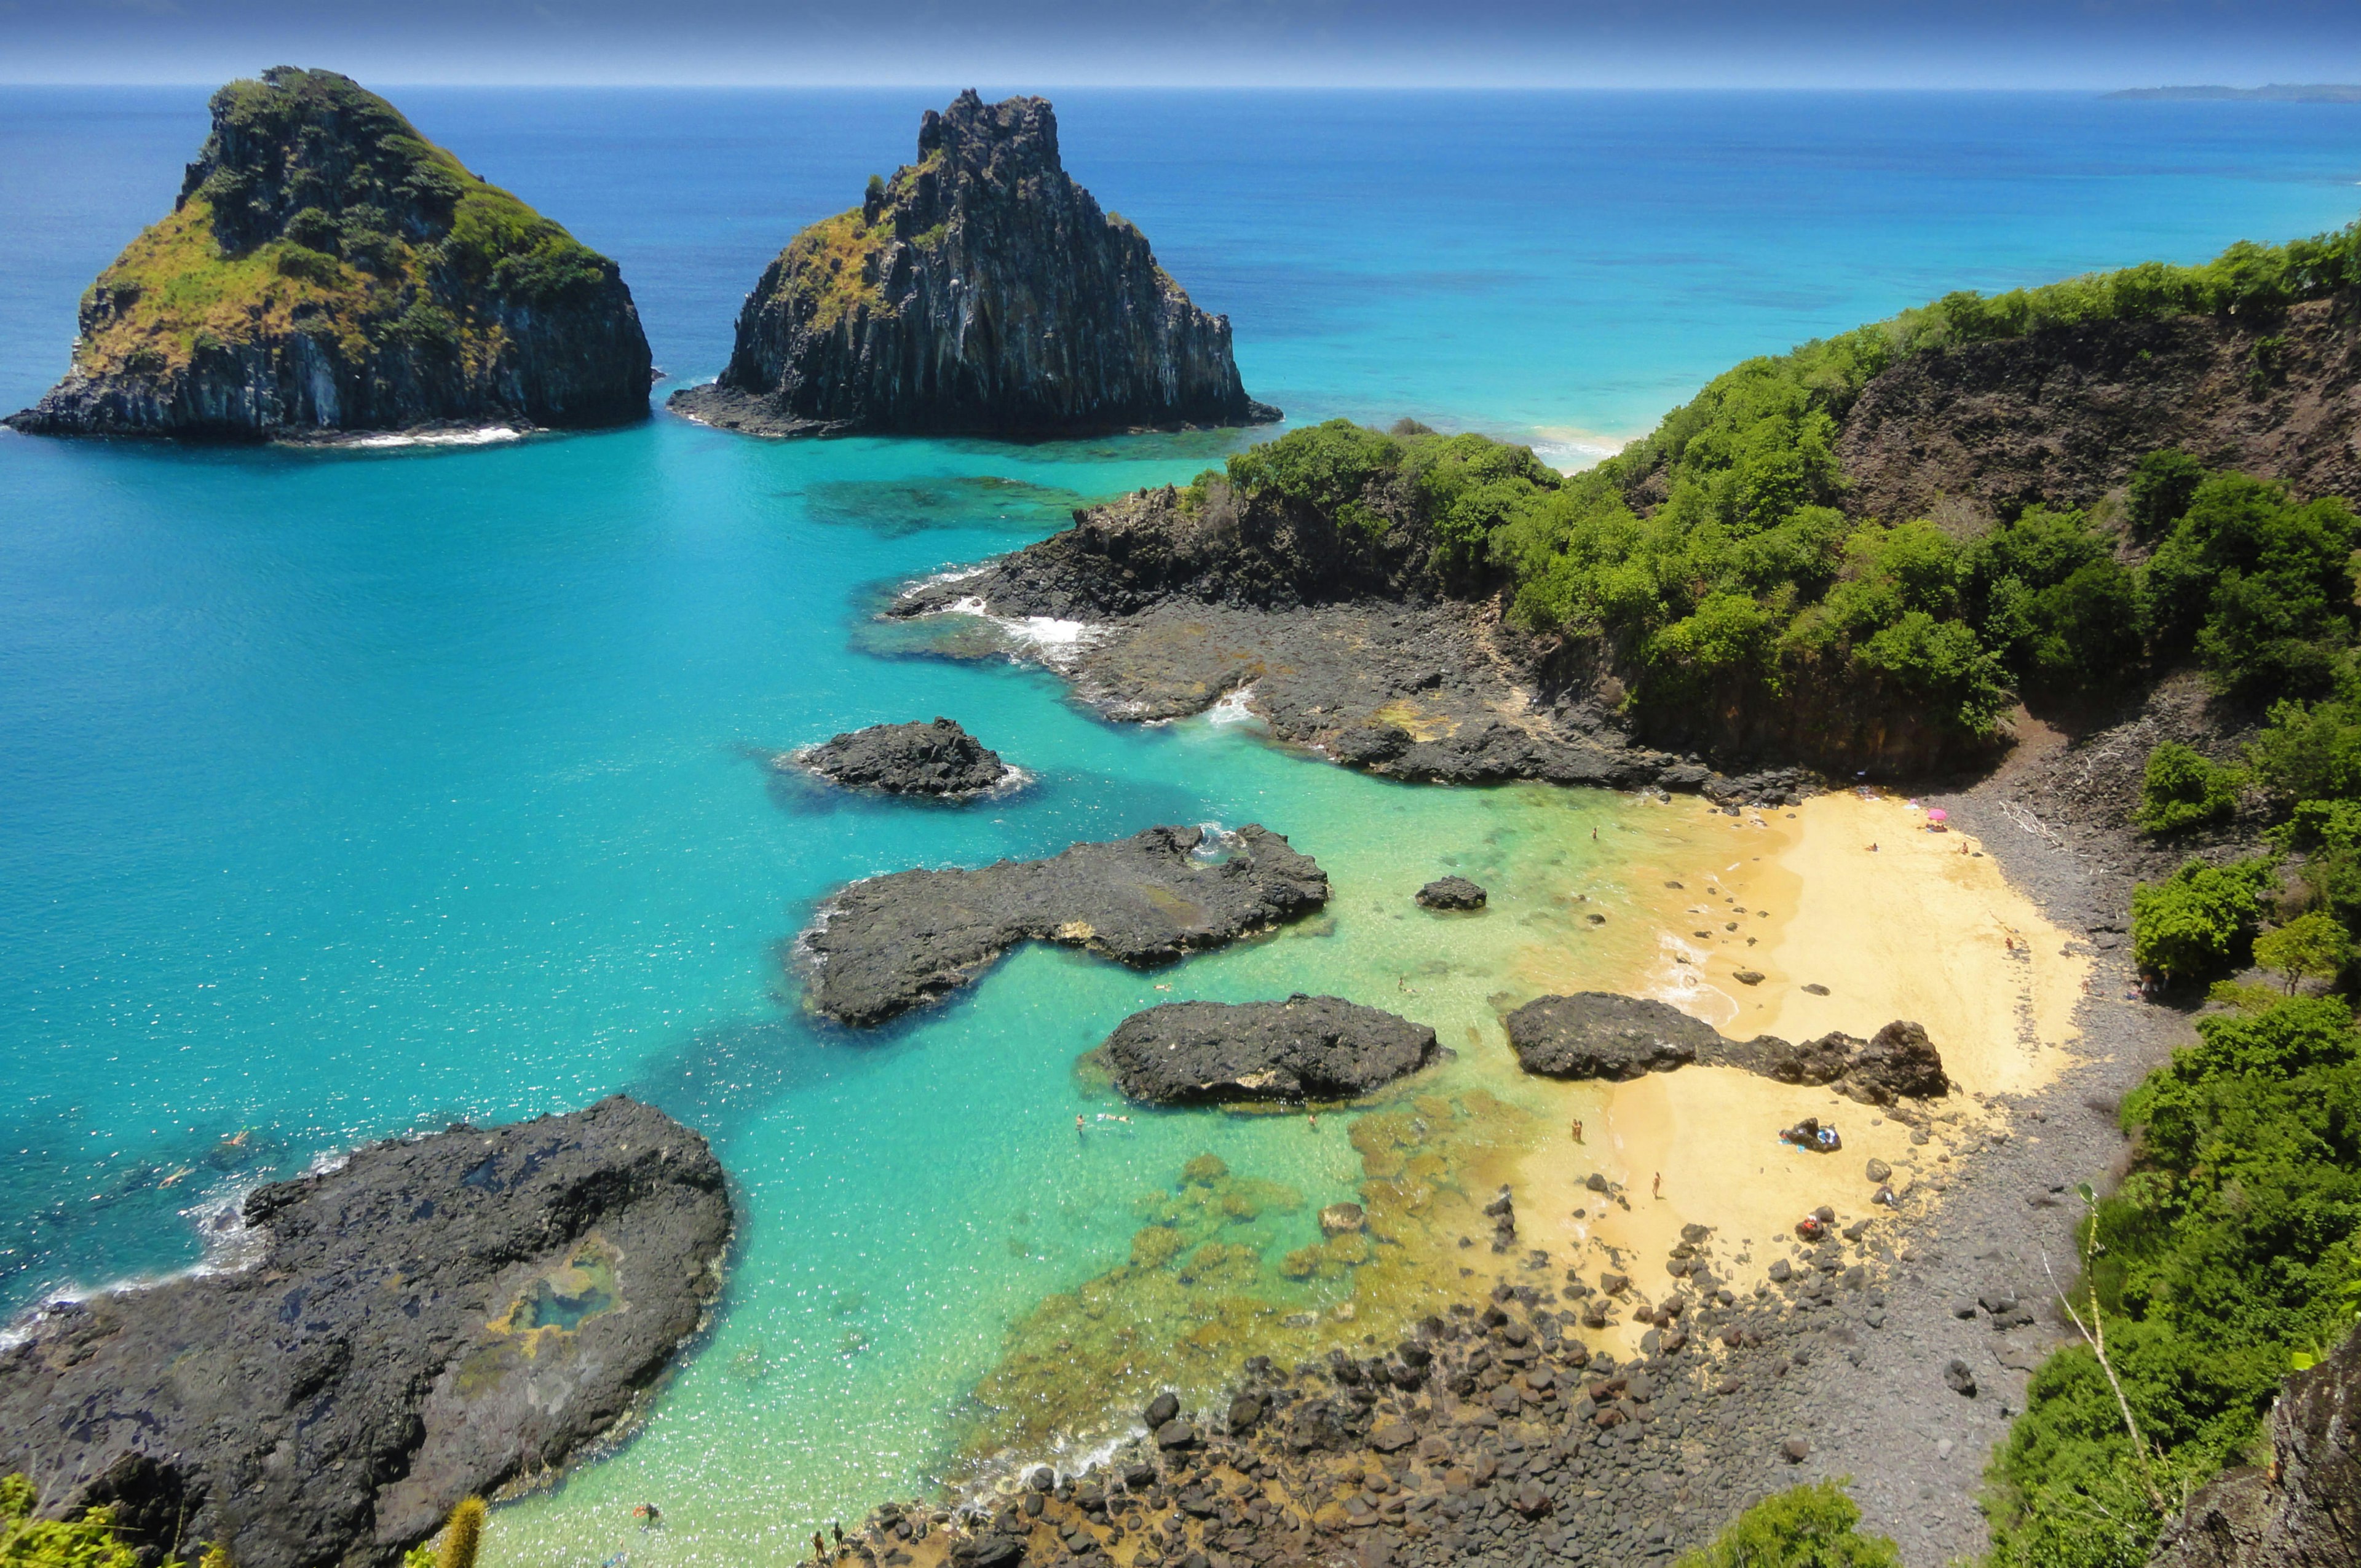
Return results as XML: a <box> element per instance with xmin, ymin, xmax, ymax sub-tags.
<box><xmin>2</xmin><ymin>86</ymin><xmax>2356</xmax><ymax>1563</ymax></box>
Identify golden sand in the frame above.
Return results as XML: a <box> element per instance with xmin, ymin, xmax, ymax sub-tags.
<box><xmin>1506</xmin><ymin>790</ymin><xmax>2089</xmax><ymax>1353</ymax></box>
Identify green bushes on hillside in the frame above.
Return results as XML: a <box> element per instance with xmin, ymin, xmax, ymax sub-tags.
<box><xmin>1985</xmin><ymin>992</ymin><xmax>2361</xmax><ymax>1567</ymax></box>
<box><xmin>1200</xmin><ymin>220</ymin><xmax>2360</xmax><ymax>749</ymax></box>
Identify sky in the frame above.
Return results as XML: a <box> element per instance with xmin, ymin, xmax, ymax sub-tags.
<box><xmin>4</xmin><ymin>0</ymin><xmax>2361</xmax><ymax>88</ymax></box>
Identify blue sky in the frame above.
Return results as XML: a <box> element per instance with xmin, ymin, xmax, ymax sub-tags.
<box><xmin>6</xmin><ymin>0</ymin><xmax>2361</xmax><ymax>87</ymax></box>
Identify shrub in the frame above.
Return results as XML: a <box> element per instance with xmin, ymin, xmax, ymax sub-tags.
<box><xmin>2129</xmin><ymin>857</ymin><xmax>2274</xmax><ymax>981</ymax></box>
<box><xmin>2135</xmin><ymin>742</ymin><xmax>2242</xmax><ymax>834</ymax></box>
<box><xmin>2143</xmin><ymin>473</ymin><xmax>2359</xmax><ymax>699</ymax></box>
<box><xmin>1988</xmin><ymin>994</ymin><xmax>2361</xmax><ymax>1568</ymax></box>
<box><xmin>272</xmin><ymin>244</ymin><xmax>340</xmax><ymax>284</ymax></box>
<box><xmin>2126</xmin><ymin>448</ymin><xmax>2207</xmax><ymax>539</ymax></box>
<box><xmin>2252</xmin><ymin>911</ymin><xmax>2354</xmax><ymax>992</ymax></box>
<box><xmin>1672</xmin><ymin>1480</ymin><xmax>1900</xmax><ymax>1568</ymax></box>
<box><xmin>1225</xmin><ymin>419</ymin><xmax>1409</xmax><ymax>532</ymax></box>
<box><xmin>0</xmin><ymin>1475</ymin><xmax>151</xmax><ymax>1568</ymax></box>
<box><xmin>2248</xmin><ymin>695</ymin><xmax>2361</xmax><ymax>806</ymax></box>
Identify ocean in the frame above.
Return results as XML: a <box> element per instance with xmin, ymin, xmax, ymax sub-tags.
<box><xmin>1</xmin><ymin>85</ymin><xmax>2354</xmax><ymax>1564</ymax></box>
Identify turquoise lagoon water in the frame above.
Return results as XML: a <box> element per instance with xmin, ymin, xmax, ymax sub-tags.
<box><xmin>2</xmin><ymin>87</ymin><xmax>2358</xmax><ymax>1563</ymax></box>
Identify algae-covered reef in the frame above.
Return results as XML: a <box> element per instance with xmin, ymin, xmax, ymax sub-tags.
<box><xmin>671</xmin><ymin>90</ymin><xmax>1278</xmax><ymax>439</ymax></box>
<box><xmin>6</xmin><ymin>67</ymin><xmax>652</xmax><ymax>440</ymax></box>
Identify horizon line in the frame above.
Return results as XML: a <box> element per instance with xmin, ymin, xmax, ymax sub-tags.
<box><xmin>7</xmin><ymin>77</ymin><xmax>2361</xmax><ymax>93</ymax></box>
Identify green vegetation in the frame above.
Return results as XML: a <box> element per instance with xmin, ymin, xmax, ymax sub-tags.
<box><xmin>1671</xmin><ymin>1480</ymin><xmax>1901</xmax><ymax>1568</ymax></box>
<box><xmin>2135</xmin><ymin>742</ymin><xmax>2243</xmax><ymax>834</ymax></box>
<box><xmin>1984</xmin><ymin>994</ymin><xmax>2361</xmax><ymax>1567</ymax></box>
<box><xmin>0</xmin><ymin>1475</ymin><xmax>168</xmax><ymax>1568</ymax></box>
<box><xmin>1188</xmin><ymin>217</ymin><xmax>2361</xmax><ymax>748</ymax></box>
<box><xmin>77</xmin><ymin>66</ymin><xmax>617</xmax><ymax>381</ymax></box>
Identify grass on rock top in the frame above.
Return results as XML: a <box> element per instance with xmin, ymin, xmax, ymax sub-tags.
<box><xmin>71</xmin><ymin>67</ymin><xmax>613</xmax><ymax>380</ymax></box>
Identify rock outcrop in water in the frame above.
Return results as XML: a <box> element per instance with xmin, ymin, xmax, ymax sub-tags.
<box><xmin>0</xmin><ymin>1096</ymin><xmax>729</xmax><ymax>1568</ymax></box>
<box><xmin>802</xmin><ymin>825</ymin><xmax>1327</xmax><ymax>1024</ymax></box>
<box><xmin>791</xmin><ymin>717</ymin><xmax>1013</xmax><ymax>796</ymax></box>
<box><xmin>6</xmin><ymin>68</ymin><xmax>651</xmax><ymax>441</ymax></box>
<box><xmin>1096</xmin><ymin>996</ymin><xmax>1441</xmax><ymax>1105</ymax></box>
<box><xmin>1504</xmin><ymin>993</ymin><xmax>1952</xmax><ymax>1104</ymax></box>
<box><xmin>670</xmin><ymin>90</ymin><xmax>1278</xmax><ymax>438</ymax></box>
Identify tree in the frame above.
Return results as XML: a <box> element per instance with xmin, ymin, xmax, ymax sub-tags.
<box><xmin>2252</xmin><ymin>911</ymin><xmax>2353</xmax><ymax>992</ymax></box>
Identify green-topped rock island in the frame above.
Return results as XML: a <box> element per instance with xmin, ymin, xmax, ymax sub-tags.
<box><xmin>6</xmin><ymin>68</ymin><xmax>653</xmax><ymax>442</ymax></box>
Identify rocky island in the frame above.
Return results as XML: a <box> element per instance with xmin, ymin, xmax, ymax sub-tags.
<box><xmin>789</xmin><ymin>716</ymin><xmax>1015</xmax><ymax>796</ymax></box>
<box><xmin>802</xmin><ymin>825</ymin><xmax>1327</xmax><ymax>1024</ymax></box>
<box><xmin>1095</xmin><ymin>996</ymin><xmax>1441</xmax><ymax>1105</ymax></box>
<box><xmin>0</xmin><ymin>1096</ymin><xmax>729</xmax><ymax>1568</ymax></box>
<box><xmin>670</xmin><ymin>90</ymin><xmax>1278</xmax><ymax>439</ymax></box>
<box><xmin>6</xmin><ymin>68</ymin><xmax>652</xmax><ymax>441</ymax></box>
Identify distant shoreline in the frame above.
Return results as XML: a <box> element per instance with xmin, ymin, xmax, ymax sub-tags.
<box><xmin>2105</xmin><ymin>83</ymin><xmax>2361</xmax><ymax>103</ymax></box>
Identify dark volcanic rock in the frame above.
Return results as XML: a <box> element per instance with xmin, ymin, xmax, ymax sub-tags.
<box><xmin>1096</xmin><ymin>995</ymin><xmax>1441</xmax><ymax>1104</ymax></box>
<box><xmin>1505</xmin><ymin>992</ymin><xmax>1953</xmax><ymax>1103</ymax></box>
<box><xmin>1414</xmin><ymin>876</ymin><xmax>1487</xmax><ymax>911</ymax></box>
<box><xmin>7</xmin><ymin>68</ymin><xmax>650</xmax><ymax>441</ymax></box>
<box><xmin>672</xmin><ymin>90</ymin><xmax>1276</xmax><ymax>439</ymax></box>
<box><xmin>803</xmin><ymin>825</ymin><xmax>1329</xmax><ymax>1024</ymax></box>
<box><xmin>793</xmin><ymin>717</ymin><xmax>1010</xmax><ymax>796</ymax></box>
<box><xmin>2151</xmin><ymin>1321</ymin><xmax>2361</xmax><ymax>1568</ymax></box>
<box><xmin>0</xmin><ymin>1097</ymin><xmax>730</xmax><ymax>1568</ymax></box>
<box><xmin>1838</xmin><ymin>298</ymin><xmax>2361</xmax><ymax>528</ymax></box>
<box><xmin>1503</xmin><ymin>992</ymin><xmax>1723</xmax><ymax>1080</ymax></box>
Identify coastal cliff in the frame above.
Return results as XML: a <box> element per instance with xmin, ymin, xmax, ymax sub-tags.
<box><xmin>0</xmin><ymin>1098</ymin><xmax>729</xmax><ymax>1568</ymax></box>
<box><xmin>671</xmin><ymin>90</ymin><xmax>1278</xmax><ymax>438</ymax></box>
<box><xmin>898</xmin><ymin>226</ymin><xmax>2361</xmax><ymax>789</ymax></box>
<box><xmin>6</xmin><ymin>68</ymin><xmax>652</xmax><ymax>441</ymax></box>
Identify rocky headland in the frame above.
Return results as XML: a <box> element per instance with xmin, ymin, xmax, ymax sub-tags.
<box><xmin>792</xmin><ymin>717</ymin><xmax>1015</xmax><ymax>797</ymax></box>
<box><xmin>1094</xmin><ymin>996</ymin><xmax>1442</xmax><ymax>1106</ymax></box>
<box><xmin>671</xmin><ymin>91</ymin><xmax>1278</xmax><ymax>439</ymax></box>
<box><xmin>0</xmin><ymin>1096</ymin><xmax>730</xmax><ymax>1568</ymax></box>
<box><xmin>5</xmin><ymin>68</ymin><xmax>652</xmax><ymax>441</ymax></box>
<box><xmin>1503</xmin><ymin>993</ymin><xmax>1953</xmax><ymax>1106</ymax></box>
<box><xmin>802</xmin><ymin>825</ymin><xmax>1329</xmax><ymax>1025</ymax></box>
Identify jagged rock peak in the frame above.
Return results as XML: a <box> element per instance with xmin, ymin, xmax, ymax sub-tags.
<box><xmin>6</xmin><ymin>66</ymin><xmax>652</xmax><ymax>441</ymax></box>
<box><xmin>671</xmin><ymin>89</ymin><xmax>1280</xmax><ymax>439</ymax></box>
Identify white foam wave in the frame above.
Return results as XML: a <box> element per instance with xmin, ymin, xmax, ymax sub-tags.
<box><xmin>1639</xmin><ymin>928</ymin><xmax>1740</xmax><ymax>1031</ymax></box>
<box><xmin>1204</xmin><ymin>683</ymin><xmax>1259</xmax><ymax>726</ymax></box>
<box><xmin>333</xmin><ymin>426</ymin><xmax>528</xmax><ymax>451</ymax></box>
<box><xmin>937</xmin><ymin>595</ymin><xmax>1111</xmax><ymax>672</ymax></box>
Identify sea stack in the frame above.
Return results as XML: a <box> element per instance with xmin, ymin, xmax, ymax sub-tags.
<box><xmin>672</xmin><ymin>90</ymin><xmax>1279</xmax><ymax>438</ymax></box>
<box><xmin>6</xmin><ymin>68</ymin><xmax>652</xmax><ymax>441</ymax></box>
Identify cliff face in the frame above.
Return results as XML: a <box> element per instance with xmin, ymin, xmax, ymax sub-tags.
<box><xmin>6</xmin><ymin>68</ymin><xmax>652</xmax><ymax>441</ymax></box>
<box><xmin>2149</xmin><ymin>1320</ymin><xmax>2361</xmax><ymax>1568</ymax></box>
<box><xmin>673</xmin><ymin>90</ymin><xmax>1277</xmax><ymax>438</ymax></box>
<box><xmin>1838</xmin><ymin>293</ymin><xmax>2361</xmax><ymax>521</ymax></box>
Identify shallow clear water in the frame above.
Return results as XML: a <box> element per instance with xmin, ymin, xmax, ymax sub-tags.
<box><xmin>1</xmin><ymin>85</ymin><xmax>2355</xmax><ymax>1563</ymax></box>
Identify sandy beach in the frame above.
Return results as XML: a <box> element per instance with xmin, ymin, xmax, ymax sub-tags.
<box><xmin>1508</xmin><ymin>790</ymin><xmax>2090</xmax><ymax>1353</ymax></box>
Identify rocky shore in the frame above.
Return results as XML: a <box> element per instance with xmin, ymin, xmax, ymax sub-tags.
<box><xmin>673</xmin><ymin>91</ymin><xmax>1278</xmax><ymax>439</ymax></box>
<box><xmin>0</xmin><ymin>1097</ymin><xmax>730</xmax><ymax>1568</ymax></box>
<box><xmin>802</xmin><ymin>825</ymin><xmax>1330</xmax><ymax>1025</ymax></box>
<box><xmin>1095</xmin><ymin>996</ymin><xmax>1442</xmax><ymax>1106</ymax></box>
<box><xmin>792</xmin><ymin>718</ymin><xmax>1016</xmax><ymax>797</ymax></box>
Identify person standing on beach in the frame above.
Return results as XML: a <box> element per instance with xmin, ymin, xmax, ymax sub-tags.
<box><xmin>1570</xmin><ymin>1119</ymin><xmax>1584</xmax><ymax>1144</ymax></box>
<box><xmin>1652</xmin><ymin>1172</ymin><xmax>1662</xmax><ymax>1198</ymax></box>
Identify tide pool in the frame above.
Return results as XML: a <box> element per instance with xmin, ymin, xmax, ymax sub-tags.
<box><xmin>2</xmin><ymin>85</ymin><xmax>2357</xmax><ymax>1565</ymax></box>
